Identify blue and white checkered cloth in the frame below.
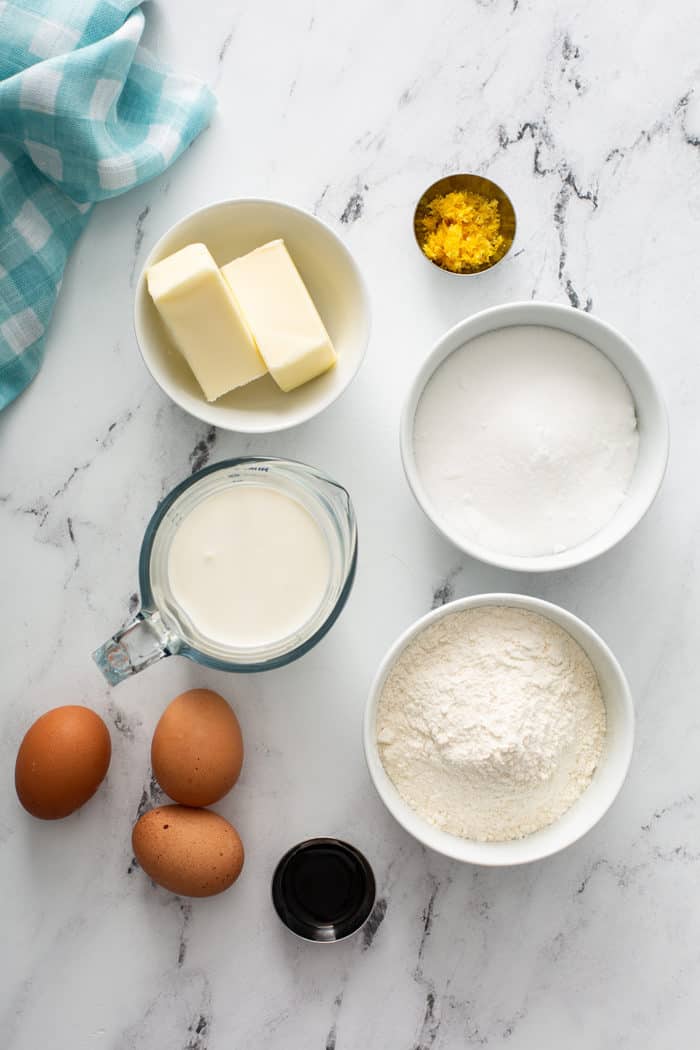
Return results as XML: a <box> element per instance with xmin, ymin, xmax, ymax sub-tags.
<box><xmin>0</xmin><ymin>0</ymin><xmax>215</xmax><ymax>410</ymax></box>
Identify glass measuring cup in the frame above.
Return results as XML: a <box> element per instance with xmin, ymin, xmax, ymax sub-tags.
<box><xmin>94</xmin><ymin>458</ymin><xmax>357</xmax><ymax>685</ymax></box>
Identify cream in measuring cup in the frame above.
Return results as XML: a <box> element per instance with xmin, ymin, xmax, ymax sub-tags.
<box><xmin>168</xmin><ymin>485</ymin><xmax>330</xmax><ymax>648</ymax></box>
<box><xmin>94</xmin><ymin>458</ymin><xmax>357</xmax><ymax>684</ymax></box>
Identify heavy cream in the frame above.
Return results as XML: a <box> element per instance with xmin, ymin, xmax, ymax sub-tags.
<box><xmin>167</xmin><ymin>485</ymin><xmax>330</xmax><ymax>648</ymax></box>
<box><xmin>413</xmin><ymin>325</ymin><xmax>640</xmax><ymax>557</ymax></box>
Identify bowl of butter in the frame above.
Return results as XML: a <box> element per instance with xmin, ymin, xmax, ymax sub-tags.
<box><xmin>134</xmin><ymin>198</ymin><xmax>371</xmax><ymax>433</ymax></box>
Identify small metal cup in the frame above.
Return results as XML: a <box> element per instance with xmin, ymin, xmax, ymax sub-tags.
<box><xmin>413</xmin><ymin>172</ymin><xmax>517</xmax><ymax>275</ymax></box>
<box><xmin>272</xmin><ymin>838</ymin><xmax>376</xmax><ymax>943</ymax></box>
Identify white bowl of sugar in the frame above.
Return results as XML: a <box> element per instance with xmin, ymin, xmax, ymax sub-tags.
<box><xmin>363</xmin><ymin>594</ymin><xmax>634</xmax><ymax>866</ymax></box>
<box><xmin>400</xmin><ymin>301</ymin><xmax>669</xmax><ymax>572</ymax></box>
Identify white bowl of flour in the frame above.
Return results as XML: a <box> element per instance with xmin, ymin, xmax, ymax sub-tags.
<box><xmin>401</xmin><ymin>302</ymin><xmax>669</xmax><ymax>571</ymax></box>
<box><xmin>364</xmin><ymin>594</ymin><xmax>634</xmax><ymax>865</ymax></box>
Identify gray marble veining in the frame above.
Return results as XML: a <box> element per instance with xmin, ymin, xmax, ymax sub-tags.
<box><xmin>1</xmin><ymin>0</ymin><xmax>699</xmax><ymax>1047</ymax></box>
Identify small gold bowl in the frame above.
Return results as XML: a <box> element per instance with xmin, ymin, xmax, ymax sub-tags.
<box><xmin>413</xmin><ymin>172</ymin><xmax>517</xmax><ymax>276</ymax></box>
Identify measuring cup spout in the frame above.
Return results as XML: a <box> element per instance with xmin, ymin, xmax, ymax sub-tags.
<box><xmin>93</xmin><ymin>610</ymin><xmax>178</xmax><ymax>686</ymax></box>
<box><xmin>324</xmin><ymin>477</ymin><xmax>356</xmax><ymax>542</ymax></box>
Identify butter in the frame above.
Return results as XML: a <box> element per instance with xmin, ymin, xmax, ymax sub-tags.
<box><xmin>146</xmin><ymin>243</ymin><xmax>266</xmax><ymax>402</ymax></box>
<box><xmin>221</xmin><ymin>240</ymin><xmax>337</xmax><ymax>393</ymax></box>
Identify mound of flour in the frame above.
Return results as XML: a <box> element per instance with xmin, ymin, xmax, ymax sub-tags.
<box><xmin>376</xmin><ymin>606</ymin><xmax>606</xmax><ymax>842</ymax></box>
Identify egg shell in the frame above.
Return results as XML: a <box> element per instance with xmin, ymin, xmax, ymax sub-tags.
<box><xmin>15</xmin><ymin>705</ymin><xmax>111</xmax><ymax>820</ymax></box>
<box><xmin>151</xmin><ymin>688</ymin><xmax>243</xmax><ymax>807</ymax></box>
<box><xmin>132</xmin><ymin>805</ymin><xmax>244</xmax><ymax>898</ymax></box>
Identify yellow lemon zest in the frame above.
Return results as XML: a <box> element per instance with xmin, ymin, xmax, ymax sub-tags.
<box><xmin>418</xmin><ymin>190</ymin><xmax>507</xmax><ymax>273</ymax></box>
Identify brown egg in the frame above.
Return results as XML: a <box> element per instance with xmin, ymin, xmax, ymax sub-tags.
<box><xmin>15</xmin><ymin>705</ymin><xmax>111</xmax><ymax>820</ymax></box>
<box><xmin>151</xmin><ymin>688</ymin><xmax>243</xmax><ymax>807</ymax></box>
<box><xmin>132</xmin><ymin>805</ymin><xmax>244</xmax><ymax>897</ymax></box>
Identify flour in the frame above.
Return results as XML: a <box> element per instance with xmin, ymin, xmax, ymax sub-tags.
<box><xmin>376</xmin><ymin>606</ymin><xmax>606</xmax><ymax>842</ymax></box>
<box><xmin>413</xmin><ymin>325</ymin><xmax>640</xmax><ymax>557</ymax></box>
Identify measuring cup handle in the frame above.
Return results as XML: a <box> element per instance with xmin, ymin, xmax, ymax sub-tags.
<box><xmin>93</xmin><ymin>611</ymin><xmax>177</xmax><ymax>686</ymax></box>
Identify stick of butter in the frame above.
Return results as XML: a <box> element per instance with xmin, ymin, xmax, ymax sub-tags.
<box><xmin>221</xmin><ymin>240</ymin><xmax>337</xmax><ymax>393</ymax></box>
<box><xmin>146</xmin><ymin>243</ymin><xmax>267</xmax><ymax>402</ymax></box>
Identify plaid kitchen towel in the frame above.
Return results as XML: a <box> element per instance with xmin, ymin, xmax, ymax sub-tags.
<box><xmin>0</xmin><ymin>0</ymin><xmax>215</xmax><ymax>410</ymax></box>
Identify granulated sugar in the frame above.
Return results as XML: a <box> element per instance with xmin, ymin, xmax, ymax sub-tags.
<box><xmin>413</xmin><ymin>325</ymin><xmax>639</xmax><ymax>557</ymax></box>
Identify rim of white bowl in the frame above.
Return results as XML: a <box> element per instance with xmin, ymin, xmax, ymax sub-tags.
<box><xmin>400</xmin><ymin>301</ymin><xmax>670</xmax><ymax>572</ymax></box>
<box><xmin>363</xmin><ymin>593</ymin><xmax>635</xmax><ymax>866</ymax></box>
<box><xmin>133</xmin><ymin>197</ymin><xmax>371</xmax><ymax>434</ymax></box>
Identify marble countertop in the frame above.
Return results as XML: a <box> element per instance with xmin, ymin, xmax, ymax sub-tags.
<box><xmin>2</xmin><ymin>1</ymin><xmax>699</xmax><ymax>1046</ymax></box>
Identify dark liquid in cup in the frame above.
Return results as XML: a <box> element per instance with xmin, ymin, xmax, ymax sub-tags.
<box><xmin>272</xmin><ymin>839</ymin><xmax>375</xmax><ymax>940</ymax></box>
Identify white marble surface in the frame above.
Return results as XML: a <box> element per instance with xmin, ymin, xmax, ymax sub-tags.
<box><xmin>2</xmin><ymin>1</ymin><xmax>699</xmax><ymax>1046</ymax></box>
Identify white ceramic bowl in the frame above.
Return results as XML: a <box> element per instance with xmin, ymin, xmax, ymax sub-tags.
<box><xmin>134</xmin><ymin>199</ymin><xmax>371</xmax><ymax>433</ymax></box>
<box><xmin>364</xmin><ymin>594</ymin><xmax>634</xmax><ymax>866</ymax></box>
<box><xmin>401</xmin><ymin>302</ymin><xmax>669</xmax><ymax>571</ymax></box>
